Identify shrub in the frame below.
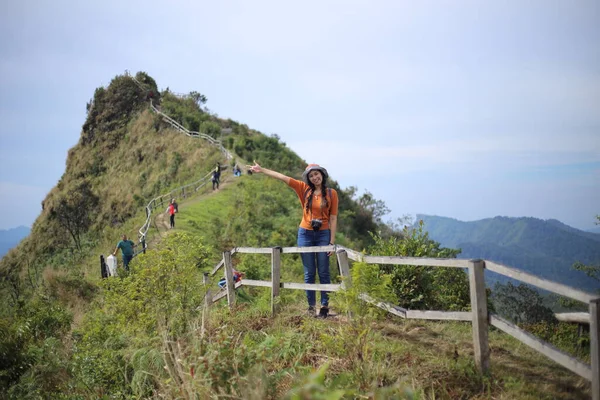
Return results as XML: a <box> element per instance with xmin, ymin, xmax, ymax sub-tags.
<box><xmin>368</xmin><ymin>221</ymin><xmax>470</xmax><ymax>311</ymax></box>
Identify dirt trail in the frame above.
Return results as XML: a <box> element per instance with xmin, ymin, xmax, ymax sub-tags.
<box><xmin>144</xmin><ymin>171</ymin><xmax>234</xmax><ymax>247</ymax></box>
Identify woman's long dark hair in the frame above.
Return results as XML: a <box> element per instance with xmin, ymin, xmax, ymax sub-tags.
<box><xmin>305</xmin><ymin>172</ymin><xmax>329</xmax><ymax>216</ymax></box>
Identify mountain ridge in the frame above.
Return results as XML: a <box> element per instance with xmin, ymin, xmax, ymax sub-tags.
<box><xmin>416</xmin><ymin>214</ymin><xmax>600</xmax><ymax>292</ymax></box>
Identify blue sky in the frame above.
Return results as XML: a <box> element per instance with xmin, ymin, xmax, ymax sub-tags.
<box><xmin>0</xmin><ymin>0</ymin><xmax>598</xmax><ymax>231</ymax></box>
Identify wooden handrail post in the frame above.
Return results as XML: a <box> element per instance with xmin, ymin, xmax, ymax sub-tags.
<box><xmin>591</xmin><ymin>298</ymin><xmax>600</xmax><ymax>400</ymax></box>
<box><xmin>469</xmin><ymin>259</ymin><xmax>489</xmax><ymax>374</ymax></box>
<box><xmin>336</xmin><ymin>249</ymin><xmax>353</xmax><ymax>319</ymax></box>
<box><xmin>223</xmin><ymin>251</ymin><xmax>236</xmax><ymax>309</ymax></box>
<box><xmin>336</xmin><ymin>249</ymin><xmax>352</xmax><ymax>289</ymax></box>
<box><xmin>203</xmin><ymin>273</ymin><xmax>211</xmax><ymax>309</ymax></box>
<box><xmin>271</xmin><ymin>247</ymin><xmax>282</xmax><ymax>316</ymax></box>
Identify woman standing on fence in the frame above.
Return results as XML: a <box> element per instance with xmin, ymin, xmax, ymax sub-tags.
<box><xmin>248</xmin><ymin>162</ymin><xmax>338</xmax><ymax>318</ymax></box>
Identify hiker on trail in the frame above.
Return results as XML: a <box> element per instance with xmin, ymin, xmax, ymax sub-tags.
<box><xmin>113</xmin><ymin>234</ymin><xmax>136</xmax><ymax>271</ymax></box>
<box><xmin>212</xmin><ymin>169</ymin><xmax>220</xmax><ymax>190</ymax></box>
<box><xmin>166</xmin><ymin>200</ymin><xmax>176</xmax><ymax>228</ymax></box>
<box><xmin>233</xmin><ymin>163</ymin><xmax>242</xmax><ymax>177</ymax></box>
<box><xmin>172</xmin><ymin>198</ymin><xmax>179</xmax><ymax>213</ymax></box>
<box><xmin>248</xmin><ymin>162</ymin><xmax>338</xmax><ymax>318</ymax></box>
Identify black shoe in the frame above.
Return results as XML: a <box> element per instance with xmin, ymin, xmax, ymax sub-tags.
<box><xmin>317</xmin><ymin>306</ymin><xmax>329</xmax><ymax>318</ymax></box>
<box><xmin>307</xmin><ymin>306</ymin><xmax>316</xmax><ymax>317</ymax></box>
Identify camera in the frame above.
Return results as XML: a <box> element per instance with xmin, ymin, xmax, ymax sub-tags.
<box><xmin>310</xmin><ymin>219</ymin><xmax>322</xmax><ymax>231</ymax></box>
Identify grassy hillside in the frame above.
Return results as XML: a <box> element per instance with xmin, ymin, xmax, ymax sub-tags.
<box><xmin>417</xmin><ymin>215</ymin><xmax>600</xmax><ymax>293</ymax></box>
<box><xmin>0</xmin><ymin>72</ymin><xmax>593</xmax><ymax>399</ymax></box>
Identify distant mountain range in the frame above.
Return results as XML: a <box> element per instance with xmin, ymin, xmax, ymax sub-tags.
<box><xmin>587</xmin><ymin>226</ymin><xmax>600</xmax><ymax>234</ymax></box>
<box><xmin>0</xmin><ymin>226</ymin><xmax>30</xmax><ymax>258</ymax></box>
<box><xmin>416</xmin><ymin>215</ymin><xmax>600</xmax><ymax>293</ymax></box>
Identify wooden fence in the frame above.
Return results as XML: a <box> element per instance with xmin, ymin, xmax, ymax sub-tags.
<box><xmin>207</xmin><ymin>245</ymin><xmax>600</xmax><ymax>399</ymax></box>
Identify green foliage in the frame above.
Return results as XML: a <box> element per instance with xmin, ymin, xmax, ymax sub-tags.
<box><xmin>70</xmin><ymin>311</ymin><xmax>132</xmax><ymax>397</ymax></box>
<box><xmin>200</xmin><ymin>120</ymin><xmax>221</xmax><ymax>138</ymax></box>
<box><xmin>82</xmin><ymin>74</ymin><xmax>148</xmax><ymax>146</ymax></box>
<box><xmin>284</xmin><ymin>363</ymin><xmax>415</xmax><ymax>399</ymax></box>
<box><xmin>333</xmin><ymin>261</ymin><xmax>395</xmax><ymax>318</ymax></box>
<box><xmin>70</xmin><ymin>233</ymin><xmax>210</xmax><ymax>397</ymax></box>
<box><xmin>0</xmin><ymin>295</ymin><xmax>72</xmax><ymax>396</ymax></box>
<box><xmin>189</xmin><ymin>90</ymin><xmax>207</xmax><ymax>106</ymax></box>
<box><xmin>368</xmin><ymin>221</ymin><xmax>470</xmax><ymax>311</ymax></box>
<box><xmin>135</xmin><ymin>71</ymin><xmax>159</xmax><ymax>97</ymax></box>
<box><xmin>230</xmin><ymin>134</ymin><xmax>305</xmax><ymax>177</ymax></box>
<box><xmin>159</xmin><ymin>91</ymin><xmax>209</xmax><ymax>132</ymax></box>
<box><xmin>329</xmin><ymin>262</ymin><xmax>398</xmax><ymax>390</ymax></box>
<box><xmin>46</xmin><ymin>179</ymin><xmax>99</xmax><ymax>250</ymax></box>
<box><xmin>573</xmin><ymin>261</ymin><xmax>600</xmax><ymax>281</ymax></box>
<box><xmin>101</xmin><ymin>232</ymin><xmax>210</xmax><ymax>336</ymax></box>
<box><xmin>523</xmin><ymin>321</ymin><xmax>590</xmax><ymax>360</ymax></box>
<box><xmin>336</xmin><ymin>186</ymin><xmax>400</xmax><ymax>250</ymax></box>
<box><xmin>492</xmin><ymin>281</ymin><xmax>557</xmax><ymax>324</ymax></box>
<box><xmin>571</xmin><ymin>216</ymin><xmax>600</xmax><ymax>286</ymax></box>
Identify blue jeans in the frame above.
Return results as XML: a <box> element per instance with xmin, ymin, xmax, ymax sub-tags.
<box><xmin>297</xmin><ymin>228</ymin><xmax>331</xmax><ymax>307</ymax></box>
<box><xmin>122</xmin><ymin>254</ymin><xmax>133</xmax><ymax>271</ymax></box>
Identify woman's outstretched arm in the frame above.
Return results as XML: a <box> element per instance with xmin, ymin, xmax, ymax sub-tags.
<box><xmin>248</xmin><ymin>162</ymin><xmax>291</xmax><ymax>185</ymax></box>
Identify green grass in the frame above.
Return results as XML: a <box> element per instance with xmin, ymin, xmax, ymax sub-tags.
<box><xmin>190</xmin><ymin>298</ymin><xmax>590</xmax><ymax>399</ymax></box>
<box><xmin>130</xmin><ymin>174</ymin><xmax>591</xmax><ymax>399</ymax></box>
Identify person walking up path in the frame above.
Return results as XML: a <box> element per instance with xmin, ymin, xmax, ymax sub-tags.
<box><xmin>248</xmin><ymin>162</ymin><xmax>338</xmax><ymax>318</ymax></box>
<box><xmin>212</xmin><ymin>162</ymin><xmax>221</xmax><ymax>190</ymax></box>
<box><xmin>166</xmin><ymin>200</ymin><xmax>176</xmax><ymax>229</ymax></box>
<box><xmin>113</xmin><ymin>234</ymin><xmax>136</xmax><ymax>271</ymax></box>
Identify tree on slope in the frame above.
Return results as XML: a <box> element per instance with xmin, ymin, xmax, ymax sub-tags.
<box><xmin>47</xmin><ymin>180</ymin><xmax>99</xmax><ymax>251</ymax></box>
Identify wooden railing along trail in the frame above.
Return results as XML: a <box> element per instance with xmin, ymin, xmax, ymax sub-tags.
<box><xmin>206</xmin><ymin>245</ymin><xmax>600</xmax><ymax>399</ymax></box>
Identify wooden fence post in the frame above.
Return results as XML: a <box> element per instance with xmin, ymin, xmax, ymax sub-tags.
<box><xmin>203</xmin><ymin>273</ymin><xmax>212</xmax><ymax>309</ymax></box>
<box><xmin>336</xmin><ymin>249</ymin><xmax>352</xmax><ymax>289</ymax></box>
<box><xmin>271</xmin><ymin>247</ymin><xmax>282</xmax><ymax>316</ymax></box>
<box><xmin>336</xmin><ymin>249</ymin><xmax>353</xmax><ymax>319</ymax></box>
<box><xmin>223</xmin><ymin>251</ymin><xmax>236</xmax><ymax>309</ymax></box>
<box><xmin>591</xmin><ymin>298</ymin><xmax>600</xmax><ymax>400</ymax></box>
<box><xmin>469</xmin><ymin>259</ymin><xmax>489</xmax><ymax>374</ymax></box>
<box><xmin>201</xmin><ymin>273</ymin><xmax>211</xmax><ymax>338</ymax></box>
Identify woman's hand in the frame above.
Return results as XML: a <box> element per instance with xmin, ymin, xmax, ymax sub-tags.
<box><xmin>247</xmin><ymin>161</ymin><xmax>262</xmax><ymax>173</ymax></box>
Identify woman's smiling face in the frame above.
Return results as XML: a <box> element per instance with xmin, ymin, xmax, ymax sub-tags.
<box><xmin>308</xmin><ymin>170</ymin><xmax>323</xmax><ymax>186</ymax></box>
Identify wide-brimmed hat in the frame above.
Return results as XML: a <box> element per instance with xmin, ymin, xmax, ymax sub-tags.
<box><xmin>302</xmin><ymin>164</ymin><xmax>328</xmax><ymax>184</ymax></box>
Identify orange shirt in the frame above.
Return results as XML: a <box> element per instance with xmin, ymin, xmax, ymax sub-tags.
<box><xmin>287</xmin><ymin>178</ymin><xmax>338</xmax><ymax>230</ymax></box>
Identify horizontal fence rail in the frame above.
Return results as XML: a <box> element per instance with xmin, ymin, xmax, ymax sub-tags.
<box><xmin>490</xmin><ymin>314</ymin><xmax>592</xmax><ymax>380</ymax></box>
<box><xmin>149</xmin><ymin>100</ymin><xmax>233</xmax><ymax>161</ymax></box>
<box><xmin>206</xmin><ymin>244</ymin><xmax>600</xmax><ymax>398</ymax></box>
<box><xmin>485</xmin><ymin>260</ymin><xmax>596</xmax><ymax>304</ymax></box>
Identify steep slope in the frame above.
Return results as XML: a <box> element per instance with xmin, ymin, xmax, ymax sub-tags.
<box><xmin>417</xmin><ymin>214</ymin><xmax>600</xmax><ymax>292</ymax></box>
